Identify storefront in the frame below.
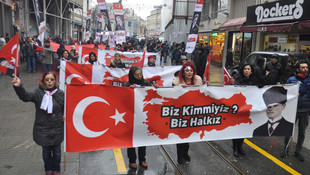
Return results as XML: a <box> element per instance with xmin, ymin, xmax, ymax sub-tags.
<box><xmin>241</xmin><ymin>0</ymin><xmax>310</xmax><ymax>54</ymax></box>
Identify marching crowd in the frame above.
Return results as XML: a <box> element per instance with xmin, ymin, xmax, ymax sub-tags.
<box><xmin>1</xmin><ymin>34</ymin><xmax>309</xmax><ymax>175</ymax></box>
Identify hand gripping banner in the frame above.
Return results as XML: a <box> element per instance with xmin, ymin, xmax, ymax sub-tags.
<box><xmin>65</xmin><ymin>84</ymin><xmax>298</xmax><ymax>152</ymax></box>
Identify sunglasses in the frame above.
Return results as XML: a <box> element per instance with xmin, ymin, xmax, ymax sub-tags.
<box><xmin>44</xmin><ymin>78</ymin><xmax>55</xmax><ymax>81</ymax></box>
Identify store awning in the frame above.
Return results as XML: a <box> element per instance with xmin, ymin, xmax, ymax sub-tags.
<box><xmin>240</xmin><ymin>22</ymin><xmax>298</xmax><ymax>32</ymax></box>
<box><xmin>219</xmin><ymin>17</ymin><xmax>246</xmax><ymax>31</ymax></box>
<box><xmin>298</xmin><ymin>20</ymin><xmax>310</xmax><ymax>29</ymax></box>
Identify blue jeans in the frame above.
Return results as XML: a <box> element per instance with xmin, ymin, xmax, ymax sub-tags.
<box><xmin>42</xmin><ymin>145</ymin><xmax>61</xmax><ymax>172</ymax></box>
<box><xmin>43</xmin><ymin>64</ymin><xmax>52</xmax><ymax>73</ymax></box>
<box><xmin>27</xmin><ymin>56</ymin><xmax>36</xmax><ymax>72</ymax></box>
<box><xmin>163</xmin><ymin>52</ymin><xmax>168</xmax><ymax>63</ymax></box>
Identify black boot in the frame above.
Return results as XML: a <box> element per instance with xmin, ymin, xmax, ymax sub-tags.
<box><xmin>238</xmin><ymin>146</ymin><xmax>245</xmax><ymax>156</ymax></box>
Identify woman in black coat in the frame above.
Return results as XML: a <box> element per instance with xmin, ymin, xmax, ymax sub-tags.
<box><xmin>12</xmin><ymin>72</ymin><xmax>64</xmax><ymax>175</ymax></box>
<box><xmin>232</xmin><ymin>64</ymin><xmax>257</xmax><ymax>157</ymax></box>
<box><xmin>123</xmin><ymin>66</ymin><xmax>151</xmax><ymax>169</ymax></box>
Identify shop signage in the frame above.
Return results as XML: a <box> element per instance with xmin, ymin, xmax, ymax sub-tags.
<box><xmin>288</xmin><ymin>36</ymin><xmax>297</xmax><ymax>43</ymax></box>
<box><xmin>278</xmin><ymin>37</ymin><xmax>287</xmax><ymax>44</ymax></box>
<box><xmin>211</xmin><ymin>32</ymin><xmax>218</xmax><ymax>36</ymax></box>
<box><xmin>246</xmin><ymin>0</ymin><xmax>310</xmax><ymax>25</ymax></box>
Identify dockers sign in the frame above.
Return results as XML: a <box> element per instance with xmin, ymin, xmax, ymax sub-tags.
<box><xmin>246</xmin><ymin>0</ymin><xmax>310</xmax><ymax>25</ymax></box>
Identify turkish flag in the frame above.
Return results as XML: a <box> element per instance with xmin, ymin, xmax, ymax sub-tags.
<box><xmin>223</xmin><ymin>67</ymin><xmax>231</xmax><ymax>85</ymax></box>
<box><xmin>65</xmin><ymin>62</ymin><xmax>92</xmax><ymax>85</ymax></box>
<box><xmin>66</xmin><ymin>85</ymin><xmax>134</xmax><ymax>152</ymax></box>
<box><xmin>0</xmin><ymin>32</ymin><xmax>20</xmax><ymax>76</ymax></box>
<box><xmin>203</xmin><ymin>51</ymin><xmax>211</xmax><ymax>83</ymax></box>
<box><xmin>80</xmin><ymin>47</ymin><xmax>98</xmax><ymax>63</ymax></box>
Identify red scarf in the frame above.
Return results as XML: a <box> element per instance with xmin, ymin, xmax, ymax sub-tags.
<box><xmin>297</xmin><ymin>72</ymin><xmax>309</xmax><ymax>79</ymax></box>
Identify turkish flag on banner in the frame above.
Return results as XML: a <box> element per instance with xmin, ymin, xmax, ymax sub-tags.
<box><xmin>0</xmin><ymin>32</ymin><xmax>20</xmax><ymax>77</ymax></box>
<box><xmin>65</xmin><ymin>85</ymin><xmax>134</xmax><ymax>152</ymax></box>
<box><xmin>65</xmin><ymin>62</ymin><xmax>92</xmax><ymax>85</ymax></box>
<box><xmin>223</xmin><ymin>67</ymin><xmax>231</xmax><ymax>85</ymax></box>
<box><xmin>203</xmin><ymin>51</ymin><xmax>211</xmax><ymax>83</ymax></box>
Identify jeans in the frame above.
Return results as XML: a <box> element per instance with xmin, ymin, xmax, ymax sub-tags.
<box><xmin>163</xmin><ymin>52</ymin><xmax>168</xmax><ymax>63</ymax></box>
<box><xmin>43</xmin><ymin>64</ymin><xmax>52</xmax><ymax>73</ymax></box>
<box><xmin>27</xmin><ymin>56</ymin><xmax>36</xmax><ymax>72</ymax></box>
<box><xmin>127</xmin><ymin>147</ymin><xmax>146</xmax><ymax>163</ymax></box>
<box><xmin>284</xmin><ymin>112</ymin><xmax>309</xmax><ymax>152</ymax></box>
<box><xmin>42</xmin><ymin>145</ymin><xmax>61</xmax><ymax>172</ymax></box>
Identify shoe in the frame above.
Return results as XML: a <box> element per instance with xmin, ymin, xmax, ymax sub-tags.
<box><xmin>294</xmin><ymin>152</ymin><xmax>305</xmax><ymax>161</ymax></box>
<box><xmin>238</xmin><ymin>147</ymin><xmax>246</xmax><ymax>156</ymax></box>
<box><xmin>129</xmin><ymin>163</ymin><xmax>137</xmax><ymax>169</ymax></box>
<box><xmin>280</xmin><ymin>151</ymin><xmax>289</xmax><ymax>158</ymax></box>
<box><xmin>183</xmin><ymin>154</ymin><xmax>191</xmax><ymax>162</ymax></box>
<box><xmin>177</xmin><ymin>157</ymin><xmax>185</xmax><ymax>164</ymax></box>
<box><xmin>53</xmin><ymin>172</ymin><xmax>60</xmax><ymax>175</ymax></box>
<box><xmin>45</xmin><ymin>172</ymin><xmax>52</xmax><ymax>175</ymax></box>
<box><xmin>139</xmin><ymin>161</ymin><xmax>148</xmax><ymax>169</ymax></box>
<box><xmin>233</xmin><ymin>150</ymin><xmax>239</xmax><ymax>157</ymax></box>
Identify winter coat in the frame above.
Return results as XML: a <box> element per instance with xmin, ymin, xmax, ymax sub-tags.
<box><xmin>265</xmin><ymin>61</ymin><xmax>282</xmax><ymax>85</ymax></box>
<box><xmin>40</xmin><ymin>46</ymin><xmax>54</xmax><ymax>64</ymax></box>
<box><xmin>234</xmin><ymin>74</ymin><xmax>258</xmax><ymax>86</ymax></box>
<box><xmin>196</xmin><ymin>52</ymin><xmax>208</xmax><ymax>79</ymax></box>
<box><xmin>25</xmin><ymin>42</ymin><xmax>37</xmax><ymax>57</ymax></box>
<box><xmin>110</xmin><ymin>59</ymin><xmax>126</xmax><ymax>68</ymax></box>
<box><xmin>69</xmin><ymin>49</ymin><xmax>79</xmax><ymax>63</ymax></box>
<box><xmin>13</xmin><ymin>84</ymin><xmax>64</xmax><ymax>146</ymax></box>
<box><xmin>286</xmin><ymin>74</ymin><xmax>310</xmax><ymax>112</ymax></box>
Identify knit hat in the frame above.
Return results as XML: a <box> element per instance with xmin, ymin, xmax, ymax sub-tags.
<box><xmin>263</xmin><ymin>86</ymin><xmax>287</xmax><ymax>106</ymax></box>
<box><xmin>148</xmin><ymin>55</ymin><xmax>155</xmax><ymax>60</ymax></box>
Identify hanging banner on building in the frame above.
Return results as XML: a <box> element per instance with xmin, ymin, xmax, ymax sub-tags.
<box><xmin>32</xmin><ymin>0</ymin><xmax>45</xmax><ymax>43</ymax></box>
<box><xmin>97</xmin><ymin>0</ymin><xmax>112</xmax><ymax>32</ymax></box>
<box><xmin>59</xmin><ymin>61</ymin><xmax>180</xmax><ymax>90</ymax></box>
<box><xmin>85</xmin><ymin>10</ymin><xmax>92</xmax><ymax>42</ymax></box>
<box><xmin>185</xmin><ymin>0</ymin><xmax>204</xmax><ymax>53</ymax></box>
<box><xmin>65</xmin><ymin>84</ymin><xmax>298</xmax><ymax>152</ymax></box>
<box><xmin>77</xmin><ymin>47</ymin><xmax>160</xmax><ymax>66</ymax></box>
<box><xmin>113</xmin><ymin>3</ymin><xmax>126</xmax><ymax>44</ymax></box>
<box><xmin>96</xmin><ymin>13</ymin><xmax>103</xmax><ymax>43</ymax></box>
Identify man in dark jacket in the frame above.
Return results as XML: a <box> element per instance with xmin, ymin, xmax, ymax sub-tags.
<box><xmin>196</xmin><ymin>47</ymin><xmax>207</xmax><ymax>79</ymax></box>
<box><xmin>280</xmin><ymin>62</ymin><xmax>310</xmax><ymax>161</ymax></box>
<box><xmin>25</xmin><ymin>37</ymin><xmax>37</xmax><ymax>72</ymax></box>
<box><xmin>162</xmin><ymin>42</ymin><xmax>169</xmax><ymax>63</ymax></box>
<box><xmin>191</xmin><ymin>44</ymin><xmax>199</xmax><ymax>67</ymax></box>
<box><xmin>265</xmin><ymin>54</ymin><xmax>282</xmax><ymax>85</ymax></box>
<box><xmin>225</xmin><ymin>48</ymin><xmax>233</xmax><ymax>70</ymax></box>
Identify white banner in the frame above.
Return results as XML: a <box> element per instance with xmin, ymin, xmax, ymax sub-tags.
<box><xmin>65</xmin><ymin>84</ymin><xmax>298</xmax><ymax>152</ymax></box>
<box><xmin>60</xmin><ymin>61</ymin><xmax>181</xmax><ymax>90</ymax></box>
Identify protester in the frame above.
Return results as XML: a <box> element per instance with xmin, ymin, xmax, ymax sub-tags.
<box><xmin>56</xmin><ymin>50</ymin><xmax>71</xmax><ymax>72</ymax></box>
<box><xmin>265</xmin><ymin>54</ymin><xmax>282</xmax><ymax>85</ymax></box>
<box><xmin>254</xmin><ymin>56</ymin><xmax>267</xmax><ymax>86</ymax></box>
<box><xmin>25</xmin><ymin>37</ymin><xmax>37</xmax><ymax>72</ymax></box>
<box><xmin>172</xmin><ymin>62</ymin><xmax>202</xmax><ymax>164</ymax></box>
<box><xmin>12</xmin><ymin>72</ymin><xmax>64</xmax><ymax>175</ymax></box>
<box><xmin>162</xmin><ymin>42</ymin><xmax>169</xmax><ymax>64</ymax></box>
<box><xmin>281</xmin><ymin>62</ymin><xmax>310</xmax><ymax>161</ymax></box>
<box><xmin>196</xmin><ymin>47</ymin><xmax>207</xmax><ymax>79</ymax></box>
<box><xmin>191</xmin><ymin>44</ymin><xmax>199</xmax><ymax>66</ymax></box>
<box><xmin>123</xmin><ymin>66</ymin><xmax>151</xmax><ymax>169</ymax></box>
<box><xmin>40</xmin><ymin>40</ymin><xmax>54</xmax><ymax>73</ymax></box>
<box><xmin>110</xmin><ymin>52</ymin><xmax>125</xmax><ymax>69</ymax></box>
<box><xmin>225</xmin><ymin>48</ymin><xmax>233</xmax><ymax>70</ymax></box>
<box><xmin>85</xmin><ymin>52</ymin><xmax>100</xmax><ymax>65</ymax></box>
<box><xmin>231</xmin><ymin>64</ymin><xmax>257</xmax><ymax>157</ymax></box>
<box><xmin>56</xmin><ymin>44</ymin><xmax>65</xmax><ymax>59</ymax></box>
<box><xmin>69</xmin><ymin>46</ymin><xmax>79</xmax><ymax>63</ymax></box>
<box><xmin>147</xmin><ymin>55</ymin><xmax>156</xmax><ymax>67</ymax></box>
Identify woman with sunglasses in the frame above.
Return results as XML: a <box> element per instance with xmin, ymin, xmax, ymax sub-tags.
<box><xmin>12</xmin><ymin>72</ymin><xmax>64</xmax><ymax>175</ymax></box>
<box><xmin>172</xmin><ymin>62</ymin><xmax>202</xmax><ymax>164</ymax></box>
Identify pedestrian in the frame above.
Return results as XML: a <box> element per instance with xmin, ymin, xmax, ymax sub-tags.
<box><xmin>265</xmin><ymin>54</ymin><xmax>282</xmax><ymax>85</ymax></box>
<box><xmin>123</xmin><ymin>66</ymin><xmax>151</xmax><ymax>169</ymax></box>
<box><xmin>281</xmin><ymin>62</ymin><xmax>310</xmax><ymax>161</ymax></box>
<box><xmin>162</xmin><ymin>42</ymin><xmax>169</xmax><ymax>64</ymax></box>
<box><xmin>11</xmin><ymin>72</ymin><xmax>64</xmax><ymax>175</ymax></box>
<box><xmin>172</xmin><ymin>62</ymin><xmax>203</xmax><ymax>164</ymax></box>
<box><xmin>191</xmin><ymin>44</ymin><xmax>199</xmax><ymax>66</ymax></box>
<box><xmin>56</xmin><ymin>44</ymin><xmax>65</xmax><ymax>59</ymax></box>
<box><xmin>69</xmin><ymin>46</ymin><xmax>79</xmax><ymax>63</ymax></box>
<box><xmin>254</xmin><ymin>56</ymin><xmax>267</xmax><ymax>86</ymax></box>
<box><xmin>110</xmin><ymin>52</ymin><xmax>126</xmax><ymax>69</ymax></box>
<box><xmin>85</xmin><ymin>52</ymin><xmax>100</xmax><ymax>65</ymax></box>
<box><xmin>25</xmin><ymin>37</ymin><xmax>37</xmax><ymax>72</ymax></box>
<box><xmin>40</xmin><ymin>40</ymin><xmax>54</xmax><ymax>73</ymax></box>
<box><xmin>225</xmin><ymin>48</ymin><xmax>233</xmax><ymax>70</ymax></box>
<box><xmin>196</xmin><ymin>47</ymin><xmax>207</xmax><ymax>79</ymax></box>
<box><xmin>231</xmin><ymin>64</ymin><xmax>257</xmax><ymax>157</ymax></box>
<box><xmin>55</xmin><ymin>50</ymin><xmax>71</xmax><ymax>72</ymax></box>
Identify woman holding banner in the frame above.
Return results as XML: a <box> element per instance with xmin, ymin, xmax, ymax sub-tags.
<box><xmin>123</xmin><ymin>66</ymin><xmax>151</xmax><ymax>169</ymax></box>
<box><xmin>85</xmin><ymin>52</ymin><xmax>100</xmax><ymax>65</ymax></box>
<box><xmin>12</xmin><ymin>72</ymin><xmax>64</xmax><ymax>175</ymax></box>
<box><xmin>110</xmin><ymin>52</ymin><xmax>126</xmax><ymax>69</ymax></box>
<box><xmin>172</xmin><ymin>62</ymin><xmax>202</xmax><ymax>164</ymax></box>
<box><xmin>231</xmin><ymin>64</ymin><xmax>257</xmax><ymax>157</ymax></box>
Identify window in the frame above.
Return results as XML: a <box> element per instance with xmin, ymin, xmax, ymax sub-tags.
<box><xmin>211</xmin><ymin>0</ymin><xmax>228</xmax><ymax>19</ymax></box>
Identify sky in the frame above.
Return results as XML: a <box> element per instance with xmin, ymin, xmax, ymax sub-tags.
<box><xmin>91</xmin><ymin>0</ymin><xmax>164</xmax><ymax>19</ymax></box>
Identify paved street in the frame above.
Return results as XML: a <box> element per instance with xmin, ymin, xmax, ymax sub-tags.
<box><xmin>1</xmin><ymin>61</ymin><xmax>310</xmax><ymax>175</ymax></box>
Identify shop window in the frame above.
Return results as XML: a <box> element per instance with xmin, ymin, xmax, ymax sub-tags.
<box><xmin>211</xmin><ymin>0</ymin><xmax>228</xmax><ymax>19</ymax></box>
<box><xmin>264</xmin><ymin>34</ymin><xmax>297</xmax><ymax>53</ymax></box>
<box><xmin>210</xmin><ymin>32</ymin><xmax>225</xmax><ymax>63</ymax></box>
<box><xmin>231</xmin><ymin>32</ymin><xmax>252</xmax><ymax>64</ymax></box>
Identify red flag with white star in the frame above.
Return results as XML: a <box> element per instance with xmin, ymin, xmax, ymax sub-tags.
<box><xmin>0</xmin><ymin>32</ymin><xmax>20</xmax><ymax>77</ymax></box>
<box><xmin>65</xmin><ymin>85</ymin><xmax>134</xmax><ymax>152</ymax></box>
